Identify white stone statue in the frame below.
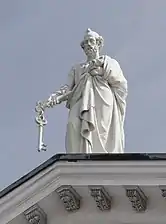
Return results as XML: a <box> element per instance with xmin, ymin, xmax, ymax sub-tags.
<box><xmin>35</xmin><ymin>28</ymin><xmax>128</xmax><ymax>153</ymax></box>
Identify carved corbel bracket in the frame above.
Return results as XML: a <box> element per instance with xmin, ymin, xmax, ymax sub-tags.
<box><xmin>24</xmin><ymin>204</ymin><xmax>47</xmax><ymax>224</ymax></box>
<box><xmin>56</xmin><ymin>185</ymin><xmax>81</xmax><ymax>212</ymax></box>
<box><xmin>89</xmin><ymin>186</ymin><xmax>112</xmax><ymax>211</ymax></box>
<box><xmin>159</xmin><ymin>186</ymin><xmax>166</xmax><ymax>199</ymax></box>
<box><xmin>125</xmin><ymin>186</ymin><xmax>147</xmax><ymax>212</ymax></box>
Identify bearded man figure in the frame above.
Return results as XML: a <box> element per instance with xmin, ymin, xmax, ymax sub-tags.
<box><xmin>48</xmin><ymin>28</ymin><xmax>128</xmax><ymax>153</ymax></box>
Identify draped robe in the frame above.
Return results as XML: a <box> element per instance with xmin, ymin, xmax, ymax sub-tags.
<box><xmin>65</xmin><ymin>55</ymin><xmax>128</xmax><ymax>153</ymax></box>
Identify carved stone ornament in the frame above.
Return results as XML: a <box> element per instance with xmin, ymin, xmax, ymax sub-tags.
<box><xmin>89</xmin><ymin>186</ymin><xmax>112</xmax><ymax>211</ymax></box>
<box><xmin>125</xmin><ymin>186</ymin><xmax>147</xmax><ymax>212</ymax></box>
<box><xmin>159</xmin><ymin>187</ymin><xmax>166</xmax><ymax>199</ymax></box>
<box><xmin>24</xmin><ymin>204</ymin><xmax>47</xmax><ymax>224</ymax></box>
<box><xmin>56</xmin><ymin>185</ymin><xmax>81</xmax><ymax>212</ymax></box>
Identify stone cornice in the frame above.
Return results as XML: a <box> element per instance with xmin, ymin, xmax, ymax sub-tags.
<box><xmin>1</xmin><ymin>160</ymin><xmax>166</xmax><ymax>223</ymax></box>
<box><xmin>1</xmin><ymin>153</ymin><xmax>166</xmax><ymax>199</ymax></box>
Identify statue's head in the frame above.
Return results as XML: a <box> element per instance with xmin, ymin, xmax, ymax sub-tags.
<box><xmin>80</xmin><ymin>28</ymin><xmax>104</xmax><ymax>58</ymax></box>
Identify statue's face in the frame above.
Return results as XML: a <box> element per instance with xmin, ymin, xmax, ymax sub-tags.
<box><xmin>82</xmin><ymin>35</ymin><xmax>99</xmax><ymax>57</ymax></box>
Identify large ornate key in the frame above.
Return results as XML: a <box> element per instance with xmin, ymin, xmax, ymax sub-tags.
<box><xmin>35</xmin><ymin>101</ymin><xmax>48</xmax><ymax>152</ymax></box>
<box><xmin>35</xmin><ymin>85</ymin><xmax>71</xmax><ymax>152</ymax></box>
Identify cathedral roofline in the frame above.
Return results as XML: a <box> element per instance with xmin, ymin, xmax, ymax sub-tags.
<box><xmin>1</xmin><ymin>153</ymin><xmax>166</xmax><ymax>199</ymax></box>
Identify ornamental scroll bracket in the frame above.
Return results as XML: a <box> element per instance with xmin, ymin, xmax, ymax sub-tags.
<box><xmin>125</xmin><ymin>186</ymin><xmax>148</xmax><ymax>212</ymax></box>
<box><xmin>89</xmin><ymin>186</ymin><xmax>112</xmax><ymax>211</ymax></box>
<box><xmin>56</xmin><ymin>185</ymin><xmax>81</xmax><ymax>212</ymax></box>
<box><xmin>24</xmin><ymin>204</ymin><xmax>47</xmax><ymax>224</ymax></box>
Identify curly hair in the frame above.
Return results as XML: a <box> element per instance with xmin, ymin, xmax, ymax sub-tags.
<box><xmin>80</xmin><ymin>28</ymin><xmax>104</xmax><ymax>51</ymax></box>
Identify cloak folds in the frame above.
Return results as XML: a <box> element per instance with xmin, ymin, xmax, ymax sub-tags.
<box><xmin>65</xmin><ymin>55</ymin><xmax>127</xmax><ymax>153</ymax></box>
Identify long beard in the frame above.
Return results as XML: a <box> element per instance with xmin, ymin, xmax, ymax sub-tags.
<box><xmin>84</xmin><ymin>46</ymin><xmax>98</xmax><ymax>58</ymax></box>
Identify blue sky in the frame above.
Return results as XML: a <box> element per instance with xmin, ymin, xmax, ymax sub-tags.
<box><xmin>0</xmin><ymin>0</ymin><xmax>166</xmax><ymax>189</ymax></box>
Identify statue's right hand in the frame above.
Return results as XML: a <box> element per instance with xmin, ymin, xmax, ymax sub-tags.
<box><xmin>56</xmin><ymin>96</ymin><xmax>61</xmax><ymax>104</ymax></box>
<box><xmin>48</xmin><ymin>94</ymin><xmax>61</xmax><ymax>107</ymax></box>
<box><xmin>47</xmin><ymin>95</ymin><xmax>55</xmax><ymax>107</ymax></box>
